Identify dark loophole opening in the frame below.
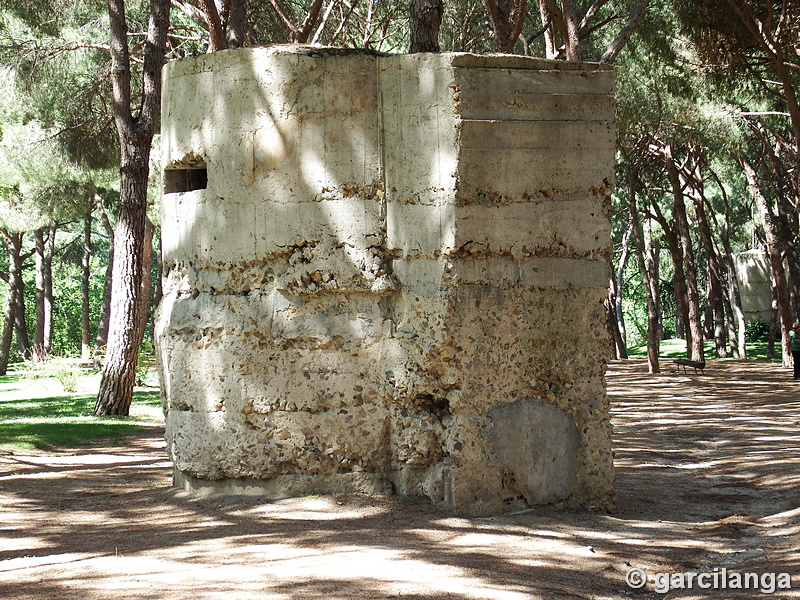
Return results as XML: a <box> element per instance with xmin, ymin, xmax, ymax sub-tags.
<box><xmin>164</xmin><ymin>168</ymin><xmax>208</xmax><ymax>193</ymax></box>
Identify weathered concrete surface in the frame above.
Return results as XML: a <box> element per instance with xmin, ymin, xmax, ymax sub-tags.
<box><xmin>157</xmin><ymin>47</ymin><xmax>616</xmax><ymax>516</ymax></box>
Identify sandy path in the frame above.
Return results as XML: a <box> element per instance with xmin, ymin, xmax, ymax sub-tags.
<box><xmin>0</xmin><ymin>359</ymin><xmax>798</xmax><ymax>599</ymax></box>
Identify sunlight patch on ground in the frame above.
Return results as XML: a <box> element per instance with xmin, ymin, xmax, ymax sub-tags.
<box><xmin>4</xmin><ymin>548</ymin><xmax>537</xmax><ymax>600</ymax></box>
<box><xmin>414</xmin><ymin>528</ymin><xmax>602</xmax><ymax>561</ymax></box>
<box><xmin>238</xmin><ymin>497</ymin><xmax>388</xmax><ymax>520</ymax></box>
<box><xmin>0</xmin><ymin>469</ymin><xmax>73</xmax><ymax>482</ymax></box>
<box><xmin>0</xmin><ymin>535</ymin><xmax>50</xmax><ymax>553</ymax></box>
<box><xmin>0</xmin><ymin>552</ymin><xmax>98</xmax><ymax>570</ymax></box>
<box><xmin>1</xmin><ymin>454</ymin><xmax>169</xmax><ymax>467</ymax></box>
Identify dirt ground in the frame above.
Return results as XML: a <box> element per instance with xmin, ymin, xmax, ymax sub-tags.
<box><xmin>1</xmin><ymin>359</ymin><xmax>798</xmax><ymax>600</ymax></box>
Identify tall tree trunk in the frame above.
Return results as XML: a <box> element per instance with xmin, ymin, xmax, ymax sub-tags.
<box><xmin>538</xmin><ymin>0</ymin><xmax>557</xmax><ymax>58</ymax></box>
<box><xmin>410</xmin><ymin>0</ymin><xmax>443</xmax><ymax>52</ymax></box>
<box><xmin>763</xmin><ymin>136</ymin><xmax>800</xmax><ymax>315</ymax></box>
<box><xmin>726</xmin><ymin>273</ymin><xmax>747</xmax><ymax>357</ymax></box>
<box><xmin>10</xmin><ymin>234</ymin><xmax>30</xmax><ymax>361</ymax></box>
<box><xmin>0</xmin><ymin>281</ymin><xmax>15</xmax><ymax>375</ymax></box>
<box><xmin>710</xmin><ymin>167</ymin><xmax>746</xmax><ymax>358</ymax></box>
<box><xmin>666</xmin><ymin>151</ymin><xmax>704</xmax><ymax>361</ymax></box>
<box><xmin>140</xmin><ymin>218</ymin><xmax>155</xmax><ymax>346</ymax></box>
<box><xmin>613</xmin><ymin>219</ymin><xmax>632</xmax><ymax>358</ymax></box>
<box><xmin>561</xmin><ymin>0</ymin><xmax>580</xmax><ymax>60</ymax></box>
<box><xmin>0</xmin><ymin>232</ymin><xmax>20</xmax><ymax>375</ymax></box>
<box><xmin>774</xmin><ymin>190</ymin><xmax>800</xmax><ymax>318</ymax></box>
<box><xmin>692</xmin><ymin>190</ymin><xmax>726</xmax><ymax>357</ymax></box>
<box><xmin>630</xmin><ymin>192</ymin><xmax>660</xmax><ymax>372</ymax></box>
<box><xmin>227</xmin><ymin>0</ymin><xmax>247</xmax><ymax>48</ymax></box>
<box><xmin>199</xmin><ymin>0</ymin><xmax>226</xmax><ymax>51</ymax></box>
<box><xmin>43</xmin><ymin>223</ymin><xmax>55</xmax><ymax>356</ymax></box>
<box><xmin>651</xmin><ymin>199</ymin><xmax>689</xmax><ymax>348</ymax></box>
<box><xmin>95</xmin><ymin>171</ymin><xmax>153</xmax><ymax>415</ymax></box>
<box><xmin>767</xmin><ymin>286</ymin><xmax>779</xmax><ymax>360</ymax></box>
<box><xmin>741</xmin><ymin>156</ymin><xmax>793</xmax><ymax>366</ymax></box>
<box><xmin>81</xmin><ymin>206</ymin><xmax>93</xmax><ymax>362</ymax></box>
<box><xmin>483</xmin><ymin>0</ymin><xmax>527</xmax><ymax>52</ymax></box>
<box><xmin>95</xmin><ymin>200</ymin><xmax>114</xmax><ymax>351</ymax></box>
<box><xmin>149</xmin><ymin>227</ymin><xmax>163</xmax><ymax>342</ymax></box>
<box><xmin>606</xmin><ymin>281</ymin><xmax>625</xmax><ymax>359</ymax></box>
<box><xmin>33</xmin><ymin>228</ymin><xmax>46</xmax><ymax>361</ymax></box>
<box><xmin>95</xmin><ymin>0</ymin><xmax>169</xmax><ymax>416</ymax></box>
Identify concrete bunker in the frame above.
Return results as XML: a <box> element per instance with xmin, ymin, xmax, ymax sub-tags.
<box><xmin>156</xmin><ymin>47</ymin><xmax>616</xmax><ymax>516</ymax></box>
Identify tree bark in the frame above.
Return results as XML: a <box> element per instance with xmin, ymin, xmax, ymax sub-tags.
<box><xmin>43</xmin><ymin>224</ymin><xmax>55</xmax><ymax>356</ymax></box>
<box><xmin>0</xmin><ymin>280</ymin><xmax>15</xmax><ymax>375</ymax></box>
<box><xmin>33</xmin><ymin>222</ymin><xmax>57</xmax><ymax>359</ymax></box>
<box><xmin>11</xmin><ymin>236</ymin><xmax>30</xmax><ymax>361</ymax></box>
<box><xmin>649</xmin><ymin>193</ymin><xmax>688</xmax><ymax>349</ymax></box>
<box><xmin>199</xmin><ymin>0</ymin><xmax>227</xmax><ymax>51</ymax></box>
<box><xmin>409</xmin><ymin>0</ymin><xmax>443</xmax><ymax>53</ymax></box>
<box><xmin>615</xmin><ymin>219</ymin><xmax>632</xmax><ymax>356</ymax></box>
<box><xmin>600</xmin><ymin>0</ymin><xmax>649</xmax><ymax>63</ymax></box>
<box><xmin>33</xmin><ymin>228</ymin><xmax>46</xmax><ymax>361</ymax></box>
<box><xmin>227</xmin><ymin>0</ymin><xmax>247</xmax><ymax>48</ymax></box>
<box><xmin>269</xmin><ymin>0</ymin><xmax>324</xmax><ymax>43</ymax></box>
<box><xmin>741</xmin><ymin>156</ymin><xmax>793</xmax><ymax>366</ymax></box>
<box><xmin>691</xmin><ymin>184</ymin><xmax>726</xmax><ymax>357</ymax></box>
<box><xmin>140</xmin><ymin>218</ymin><xmax>155</xmax><ymax>345</ymax></box>
<box><xmin>665</xmin><ymin>148</ymin><xmax>704</xmax><ymax>361</ymax></box>
<box><xmin>81</xmin><ymin>205</ymin><xmax>93</xmax><ymax>362</ymax></box>
<box><xmin>606</xmin><ymin>280</ymin><xmax>626</xmax><ymax>359</ymax></box>
<box><xmin>709</xmin><ymin>167</ymin><xmax>746</xmax><ymax>358</ymax></box>
<box><xmin>0</xmin><ymin>232</ymin><xmax>21</xmax><ymax>375</ymax></box>
<box><xmin>150</xmin><ymin>227</ymin><xmax>163</xmax><ymax>341</ymax></box>
<box><xmin>95</xmin><ymin>0</ymin><xmax>169</xmax><ymax>416</ymax></box>
<box><xmin>538</xmin><ymin>0</ymin><xmax>557</xmax><ymax>58</ymax></box>
<box><xmin>766</xmin><ymin>146</ymin><xmax>800</xmax><ymax>316</ymax></box>
<box><xmin>561</xmin><ymin>0</ymin><xmax>580</xmax><ymax>60</ymax></box>
<box><xmin>630</xmin><ymin>198</ymin><xmax>660</xmax><ymax>373</ymax></box>
<box><xmin>95</xmin><ymin>171</ymin><xmax>153</xmax><ymax>415</ymax></box>
<box><xmin>95</xmin><ymin>201</ymin><xmax>114</xmax><ymax>352</ymax></box>
<box><xmin>483</xmin><ymin>0</ymin><xmax>528</xmax><ymax>52</ymax></box>
<box><xmin>767</xmin><ymin>286</ymin><xmax>779</xmax><ymax>360</ymax></box>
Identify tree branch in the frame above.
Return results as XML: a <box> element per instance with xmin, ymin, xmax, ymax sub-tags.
<box><xmin>298</xmin><ymin>0</ymin><xmax>325</xmax><ymax>43</ymax></box>
<box><xmin>268</xmin><ymin>0</ymin><xmax>299</xmax><ymax>39</ymax></box>
<box><xmin>107</xmin><ymin>0</ymin><xmax>134</xmax><ymax>137</ymax></box>
<box><xmin>137</xmin><ymin>0</ymin><xmax>170</xmax><ymax>135</ymax></box>
<box><xmin>561</xmin><ymin>0</ymin><xmax>580</xmax><ymax>60</ymax></box>
<box><xmin>600</xmin><ymin>0</ymin><xmax>649</xmax><ymax>63</ymax></box>
<box><xmin>198</xmin><ymin>0</ymin><xmax>227</xmax><ymax>50</ymax></box>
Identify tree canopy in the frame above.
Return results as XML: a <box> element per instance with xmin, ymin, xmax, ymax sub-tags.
<box><xmin>0</xmin><ymin>0</ymin><xmax>796</xmax><ymax>406</ymax></box>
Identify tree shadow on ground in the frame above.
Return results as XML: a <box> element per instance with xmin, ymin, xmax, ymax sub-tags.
<box><xmin>0</xmin><ymin>360</ymin><xmax>798</xmax><ymax>599</ymax></box>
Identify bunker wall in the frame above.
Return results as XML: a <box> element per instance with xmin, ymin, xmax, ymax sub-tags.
<box><xmin>157</xmin><ymin>48</ymin><xmax>616</xmax><ymax>515</ymax></box>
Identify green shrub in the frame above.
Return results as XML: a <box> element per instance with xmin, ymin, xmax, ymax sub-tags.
<box><xmin>745</xmin><ymin>320</ymin><xmax>771</xmax><ymax>343</ymax></box>
<box><xmin>54</xmin><ymin>364</ymin><xmax>79</xmax><ymax>393</ymax></box>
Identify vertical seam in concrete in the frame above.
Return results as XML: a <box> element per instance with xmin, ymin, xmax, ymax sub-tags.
<box><xmin>376</xmin><ymin>57</ymin><xmax>387</xmax><ymax>227</ymax></box>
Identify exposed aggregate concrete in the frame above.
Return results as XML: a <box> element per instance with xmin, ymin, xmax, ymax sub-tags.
<box><xmin>157</xmin><ymin>48</ymin><xmax>616</xmax><ymax>516</ymax></box>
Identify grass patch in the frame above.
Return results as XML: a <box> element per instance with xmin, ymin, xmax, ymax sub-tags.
<box><xmin>0</xmin><ymin>372</ymin><xmax>163</xmax><ymax>452</ymax></box>
<box><xmin>626</xmin><ymin>338</ymin><xmax>775</xmax><ymax>361</ymax></box>
<box><xmin>0</xmin><ymin>372</ymin><xmax>26</xmax><ymax>385</ymax></box>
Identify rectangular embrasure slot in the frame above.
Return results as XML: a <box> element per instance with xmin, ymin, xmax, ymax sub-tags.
<box><xmin>165</xmin><ymin>168</ymin><xmax>208</xmax><ymax>193</ymax></box>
